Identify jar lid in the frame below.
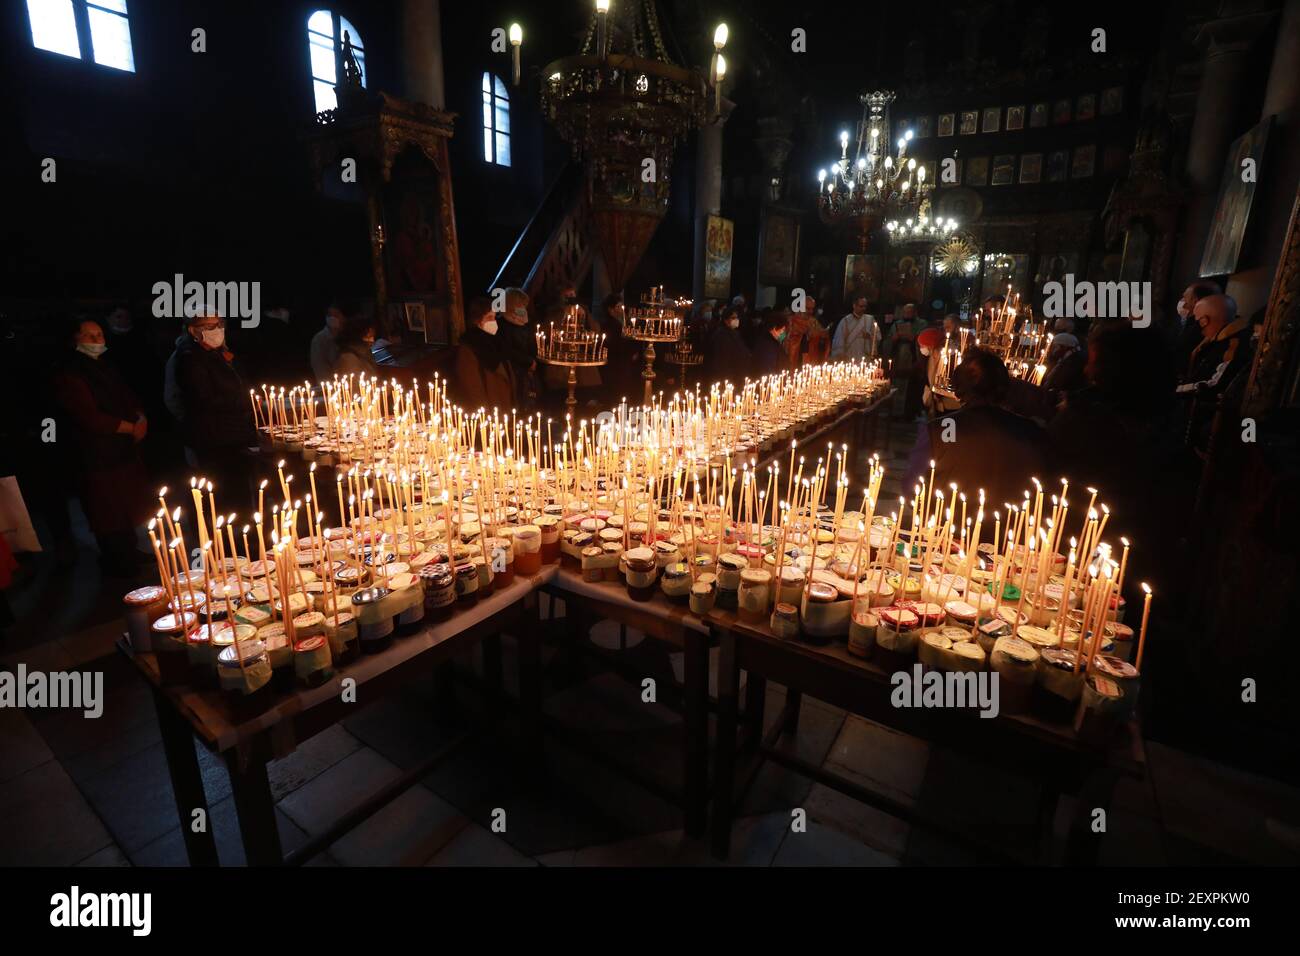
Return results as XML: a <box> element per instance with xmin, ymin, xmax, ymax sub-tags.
<box><xmin>151</xmin><ymin>611</ymin><xmax>197</xmax><ymax>633</ymax></box>
<box><xmin>807</xmin><ymin>582</ymin><xmax>838</xmax><ymax>602</ymax></box>
<box><xmin>218</xmin><ymin>639</ymin><xmax>267</xmax><ymax>667</ymax></box>
<box><xmin>295</xmin><ymin>635</ymin><xmax>327</xmax><ymax>653</ymax></box>
<box><xmin>351</xmin><ymin>586</ymin><xmax>389</xmax><ymax>604</ymax></box>
<box><xmin>124</xmin><ymin>585</ymin><xmax>166</xmax><ymax>606</ymax></box>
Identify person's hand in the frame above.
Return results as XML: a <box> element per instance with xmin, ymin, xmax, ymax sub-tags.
<box><xmin>133</xmin><ymin>416</ymin><xmax>148</xmax><ymax>442</ymax></box>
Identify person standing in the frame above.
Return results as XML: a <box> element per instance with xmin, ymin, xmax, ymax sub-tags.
<box><xmin>751</xmin><ymin>311</ymin><xmax>791</xmax><ymax>377</ymax></box>
<box><xmin>166</xmin><ymin>311</ymin><xmax>257</xmax><ymax>509</ymax></box>
<box><xmin>498</xmin><ymin>287</ymin><xmax>538</xmax><ymax>408</ymax></box>
<box><xmin>1171</xmin><ymin>280</ymin><xmax>1221</xmax><ymax>380</ymax></box>
<box><xmin>707</xmin><ymin>306</ymin><xmax>752</xmax><ymax>384</ymax></box>
<box><xmin>309</xmin><ymin>302</ymin><xmax>345</xmax><ymax>381</ymax></box>
<box><xmin>830</xmin><ymin>295</ymin><xmax>879</xmax><ymax>362</ymax></box>
<box><xmin>54</xmin><ymin>319</ymin><xmax>151</xmax><ymax>576</ymax></box>
<box><xmin>455</xmin><ymin>297</ymin><xmax>517</xmax><ymax>410</ymax></box>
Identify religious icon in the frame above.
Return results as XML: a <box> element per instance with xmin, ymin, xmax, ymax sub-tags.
<box><xmin>1200</xmin><ymin>117</ymin><xmax>1272</xmax><ymax>277</ymax></box>
<box><xmin>982</xmin><ymin>107</ymin><xmax>1000</xmax><ymax>133</ymax></box>
<box><xmin>1046</xmin><ymin>150</ymin><xmax>1069</xmax><ymax>183</ymax></box>
<box><xmin>915</xmin><ymin>115</ymin><xmax>932</xmax><ymax>139</ymax></box>
<box><xmin>1006</xmin><ymin>105</ymin><xmax>1025</xmax><ymax>131</ymax></box>
<box><xmin>938</xmin><ymin>113</ymin><xmax>955</xmax><ymax>137</ymax></box>
<box><xmin>704</xmin><ymin>214</ymin><xmax>734</xmax><ymax>299</ymax></box>
<box><xmin>1076</xmin><ymin>93</ymin><xmax>1096</xmax><ymax>122</ymax></box>
<box><xmin>1029</xmin><ymin>102</ymin><xmax>1049</xmax><ymax>128</ymax></box>
<box><xmin>1071</xmin><ymin>144</ymin><xmax>1096</xmax><ymax>179</ymax></box>
<box><xmin>991</xmin><ymin>154</ymin><xmax>1015</xmax><ymax>185</ymax></box>
<box><xmin>1100</xmin><ymin>86</ymin><xmax>1125</xmax><ymax>117</ymax></box>
<box><xmin>959</xmin><ymin>110</ymin><xmax>978</xmax><ymax>135</ymax></box>
<box><xmin>1019</xmin><ymin>153</ymin><xmax>1042</xmax><ymax>184</ymax></box>
<box><xmin>1053</xmin><ymin>98</ymin><xmax>1072</xmax><ymax>125</ymax></box>
<box><xmin>966</xmin><ymin>156</ymin><xmax>989</xmax><ymax>186</ymax></box>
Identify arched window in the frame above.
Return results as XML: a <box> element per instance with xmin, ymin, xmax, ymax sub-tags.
<box><xmin>482</xmin><ymin>72</ymin><xmax>511</xmax><ymax>167</ymax></box>
<box><xmin>25</xmin><ymin>0</ymin><xmax>136</xmax><ymax>72</ymax></box>
<box><xmin>307</xmin><ymin>9</ymin><xmax>365</xmax><ymax>113</ymax></box>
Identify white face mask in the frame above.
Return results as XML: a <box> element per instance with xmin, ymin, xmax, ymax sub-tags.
<box><xmin>481</xmin><ymin>318</ymin><xmax>499</xmax><ymax>335</ymax></box>
<box><xmin>77</xmin><ymin>342</ymin><xmax>107</xmax><ymax>359</ymax></box>
<box><xmin>200</xmin><ymin>328</ymin><xmax>226</xmax><ymax>349</ymax></box>
<box><xmin>1176</xmin><ymin>300</ymin><xmax>1189</xmax><ymax>319</ymax></box>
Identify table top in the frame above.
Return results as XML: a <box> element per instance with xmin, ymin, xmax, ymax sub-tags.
<box><xmin>723</xmin><ymin>613</ymin><xmax>1145</xmax><ymax>773</ymax></box>
<box><xmin>122</xmin><ymin>567</ymin><xmax>557</xmax><ymax>755</ymax></box>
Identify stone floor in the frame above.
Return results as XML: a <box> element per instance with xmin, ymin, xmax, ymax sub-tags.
<box><xmin>2</xmin><ymin>403</ymin><xmax>1298</xmax><ymax>866</ymax></box>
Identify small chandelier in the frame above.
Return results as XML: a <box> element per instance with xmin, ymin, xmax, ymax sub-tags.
<box><xmin>886</xmin><ymin>204</ymin><xmax>958</xmax><ymax>246</ymax></box>
<box><xmin>817</xmin><ymin>91</ymin><xmax>932</xmax><ymax>252</ymax></box>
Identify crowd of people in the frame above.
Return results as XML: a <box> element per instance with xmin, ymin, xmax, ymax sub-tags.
<box><xmin>0</xmin><ymin>276</ymin><xmax>1257</xmax><ymax>604</ymax></box>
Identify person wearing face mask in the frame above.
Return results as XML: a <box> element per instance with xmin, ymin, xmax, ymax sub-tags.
<box><xmin>166</xmin><ymin>310</ymin><xmax>257</xmax><ymax>508</ymax></box>
<box><xmin>1171</xmin><ymin>281</ymin><xmax>1220</xmax><ymax>380</ymax></box>
<box><xmin>53</xmin><ymin>319</ymin><xmax>151</xmax><ymax>576</ymax></box>
<box><xmin>707</xmin><ymin>305</ymin><xmax>751</xmax><ymax>384</ymax></box>
<box><xmin>332</xmin><ymin>312</ymin><xmax>381</xmax><ymax>377</ymax></box>
<box><xmin>454</xmin><ymin>296</ymin><xmax>517</xmax><ymax>410</ymax></box>
<box><xmin>498</xmin><ymin>288</ymin><xmax>538</xmax><ymax>407</ymax></box>
<box><xmin>751</xmin><ymin>311</ymin><xmax>791</xmax><ymax>377</ymax></box>
<box><xmin>310</xmin><ymin>302</ymin><xmax>346</xmax><ymax>382</ymax></box>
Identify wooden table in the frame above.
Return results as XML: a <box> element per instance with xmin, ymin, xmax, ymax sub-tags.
<box><xmin>539</xmin><ymin>569</ymin><xmax>715</xmax><ymax>836</ymax></box>
<box><xmin>122</xmin><ymin>568</ymin><xmax>556</xmax><ymax>866</ymax></box>
<box><xmin>707</xmin><ymin>617</ymin><xmax>1146</xmax><ymax>863</ymax></box>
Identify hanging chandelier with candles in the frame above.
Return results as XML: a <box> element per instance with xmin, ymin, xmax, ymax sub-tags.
<box><xmin>540</xmin><ymin>1</ymin><xmax>720</xmax><ymax>291</ymax></box>
<box><xmin>816</xmin><ymin>91</ymin><xmax>947</xmax><ymax>252</ymax></box>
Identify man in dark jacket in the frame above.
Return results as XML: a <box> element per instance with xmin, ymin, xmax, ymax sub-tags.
<box><xmin>905</xmin><ymin>348</ymin><xmax>1048</xmax><ymax>513</ymax></box>
<box><xmin>454</xmin><ymin>297</ymin><xmax>517</xmax><ymax>411</ymax></box>
<box><xmin>1176</xmin><ymin>293</ymin><xmax>1252</xmax><ymax>455</ymax></box>
<box><xmin>1171</xmin><ymin>280</ymin><xmax>1220</xmax><ymax>381</ymax></box>
<box><xmin>707</xmin><ymin>306</ymin><xmax>751</xmax><ymax>385</ymax></box>
<box><xmin>498</xmin><ymin>287</ymin><xmax>538</xmax><ymax>408</ymax></box>
<box><xmin>165</xmin><ymin>312</ymin><xmax>257</xmax><ymax>509</ymax></box>
<box><xmin>751</xmin><ymin>311</ymin><xmax>791</xmax><ymax>379</ymax></box>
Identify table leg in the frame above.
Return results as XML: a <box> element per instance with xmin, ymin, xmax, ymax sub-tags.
<box><xmin>152</xmin><ymin>687</ymin><xmax>218</xmax><ymax>867</ymax></box>
<box><xmin>1063</xmin><ymin>768</ymin><xmax>1121</xmax><ymax>866</ymax></box>
<box><xmin>682</xmin><ymin>627</ymin><xmax>709</xmax><ymax>838</ymax></box>
<box><xmin>516</xmin><ymin>595</ymin><xmax>545</xmax><ymax>782</ymax></box>
<box><xmin>710</xmin><ymin>627</ymin><xmax>741</xmax><ymax>859</ymax></box>
<box><xmin>482</xmin><ymin>633</ymin><xmax>504</xmax><ymax>707</ymax></box>
<box><xmin>224</xmin><ymin>745</ymin><xmax>283</xmax><ymax>866</ymax></box>
<box><xmin>782</xmin><ymin>689</ymin><xmax>802</xmax><ymax>735</ymax></box>
<box><xmin>743</xmin><ymin>673</ymin><xmax>767</xmax><ymax>754</ymax></box>
<box><xmin>433</xmin><ymin>659</ymin><xmax>457</xmax><ymax>723</ymax></box>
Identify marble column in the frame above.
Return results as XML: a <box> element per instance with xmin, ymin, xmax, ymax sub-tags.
<box><xmin>401</xmin><ymin>0</ymin><xmax>445</xmax><ymax>109</ymax></box>
<box><xmin>1178</xmin><ymin>9</ymin><xmax>1273</xmax><ymax>285</ymax></box>
<box><xmin>692</xmin><ymin>101</ymin><xmax>734</xmax><ymax>304</ymax></box>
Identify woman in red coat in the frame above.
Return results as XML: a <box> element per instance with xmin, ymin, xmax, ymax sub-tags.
<box><xmin>52</xmin><ymin>319</ymin><xmax>152</xmax><ymax>576</ymax></box>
